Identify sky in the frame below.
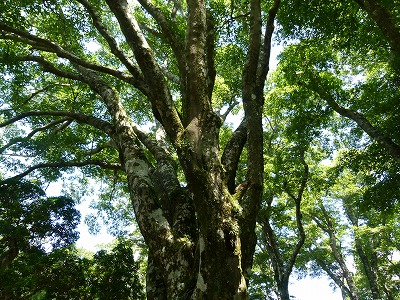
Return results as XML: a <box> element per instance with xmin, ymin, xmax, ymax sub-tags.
<box><xmin>290</xmin><ymin>277</ymin><xmax>342</xmax><ymax>300</ymax></box>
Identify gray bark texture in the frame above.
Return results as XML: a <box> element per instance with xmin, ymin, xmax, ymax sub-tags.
<box><xmin>94</xmin><ymin>0</ymin><xmax>278</xmax><ymax>298</ymax></box>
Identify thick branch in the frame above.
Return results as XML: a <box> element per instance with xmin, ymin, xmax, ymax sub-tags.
<box><xmin>105</xmin><ymin>0</ymin><xmax>183</xmax><ymax>141</ymax></box>
<box><xmin>0</xmin><ymin>111</ymin><xmax>115</xmax><ymax>136</ymax></box>
<box><xmin>184</xmin><ymin>0</ymin><xmax>210</xmax><ymax>124</ymax></box>
<box><xmin>256</xmin><ymin>0</ymin><xmax>280</xmax><ymax>90</ymax></box>
<box><xmin>221</xmin><ymin>119</ymin><xmax>247</xmax><ymax>193</ymax></box>
<box><xmin>239</xmin><ymin>0</ymin><xmax>265</xmax><ymax>276</ymax></box>
<box><xmin>242</xmin><ymin>0</ymin><xmax>262</xmax><ymax>89</ymax></box>
<box><xmin>205</xmin><ymin>10</ymin><xmax>216</xmax><ymax>100</ymax></box>
<box><xmin>131</xmin><ymin>123</ymin><xmax>173</xmax><ymax>164</ymax></box>
<box><xmin>1</xmin><ymin>160</ymin><xmax>122</xmax><ymax>184</ymax></box>
<box><xmin>75</xmin><ymin>66</ymin><xmax>180</xmax><ymax>251</ymax></box>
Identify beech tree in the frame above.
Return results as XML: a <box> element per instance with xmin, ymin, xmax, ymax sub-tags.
<box><xmin>1</xmin><ymin>0</ymin><xmax>399</xmax><ymax>299</ymax></box>
<box><xmin>0</xmin><ymin>0</ymin><xmax>279</xmax><ymax>297</ymax></box>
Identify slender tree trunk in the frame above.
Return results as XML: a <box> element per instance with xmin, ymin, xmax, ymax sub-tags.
<box><xmin>315</xmin><ymin>258</ymin><xmax>354</xmax><ymax>300</ymax></box>
<box><xmin>345</xmin><ymin>205</ymin><xmax>381</xmax><ymax>300</ymax></box>
<box><xmin>354</xmin><ymin>0</ymin><xmax>400</xmax><ymax>55</ymax></box>
<box><xmin>0</xmin><ymin>237</ymin><xmax>19</xmax><ymax>300</ymax></box>
<box><xmin>308</xmin><ymin>74</ymin><xmax>400</xmax><ymax>163</ymax></box>
<box><xmin>314</xmin><ymin>203</ymin><xmax>360</xmax><ymax>300</ymax></box>
<box><xmin>328</xmin><ymin>231</ymin><xmax>359</xmax><ymax>300</ymax></box>
<box><xmin>277</xmin><ymin>276</ymin><xmax>290</xmax><ymax>300</ymax></box>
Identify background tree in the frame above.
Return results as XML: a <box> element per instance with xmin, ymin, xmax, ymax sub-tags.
<box><xmin>0</xmin><ymin>179</ymin><xmax>80</xmax><ymax>299</ymax></box>
<box><xmin>39</xmin><ymin>239</ymin><xmax>145</xmax><ymax>300</ymax></box>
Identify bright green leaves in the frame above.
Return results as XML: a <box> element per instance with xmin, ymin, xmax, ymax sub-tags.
<box><xmin>277</xmin><ymin>0</ymin><xmax>372</xmax><ymax>52</ymax></box>
<box><xmin>214</xmin><ymin>44</ymin><xmax>245</xmax><ymax>105</ymax></box>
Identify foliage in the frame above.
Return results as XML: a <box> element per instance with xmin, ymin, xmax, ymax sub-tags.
<box><xmin>0</xmin><ymin>179</ymin><xmax>80</xmax><ymax>257</ymax></box>
<box><xmin>0</xmin><ymin>0</ymin><xmax>399</xmax><ymax>298</ymax></box>
<box><xmin>0</xmin><ymin>179</ymin><xmax>80</xmax><ymax>298</ymax></box>
<box><xmin>0</xmin><ymin>240</ymin><xmax>145</xmax><ymax>300</ymax></box>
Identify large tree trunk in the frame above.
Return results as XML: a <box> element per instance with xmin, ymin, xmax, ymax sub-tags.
<box><xmin>80</xmin><ymin>56</ymin><xmax>250</xmax><ymax>298</ymax></box>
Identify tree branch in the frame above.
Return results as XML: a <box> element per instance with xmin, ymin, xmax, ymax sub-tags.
<box><xmin>261</xmin><ymin>200</ymin><xmax>285</xmax><ymax>285</ymax></box>
<box><xmin>137</xmin><ymin>0</ymin><xmax>186</xmax><ymax>81</ymax></box>
<box><xmin>317</xmin><ymin>202</ymin><xmax>360</xmax><ymax>300</ymax></box>
<box><xmin>18</xmin><ymin>55</ymin><xmax>83</xmax><ymax>81</ymax></box>
<box><xmin>1</xmin><ymin>159</ymin><xmax>122</xmax><ymax>184</ymax></box>
<box><xmin>75</xmin><ymin>0</ymin><xmax>147</xmax><ymax>88</ymax></box>
<box><xmin>205</xmin><ymin>10</ymin><xmax>216</xmax><ymax>100</ymax></box>
<box><xmin>0</xmin><ymin>24</ymin><xmax>147</xmax><ymax>93</ymax></box>
<box><xmin>13</xmin><ymin>84</ymin><xmax>71</xmax><ymax>108</ymax></box>
<box><xmin>0</xmin><ymin>117</ymin><xmax>72</xmax><ymax>154</ymax></box>
<box><xmin>308</xmin><ymin>73</ymin><xmax>400</xmax><ymax>163</ymax></box>
<box><xmin>239</xmin><ymin>0</ymin><xmax>265</xmax><ymax>275</ymax></box>
<box><xmin>256</xmin><ymin>0</ymin><xmax>280</xmax><ymax>91</ymax></box>
<box><xmin>283</xmin><ymin>150</ymin><xmax>307</xmax><ymax>280</ymax></box>
<box><xmin>315</xmin><ymin>257</ymin><xmax>352</xmax><ymax>298</ymax></box>
<box><xmin>220</xmin><ymin>98</ymin><xmax>239</xmax><ymax>122</ymax></box>
<box><xmin>0</xmin><ymin>111</ymin><xmax>115</xmax><ymax>136</ymax></box>
<box><xmin>83</xmin><ymin>140</ymin><xmax>114</xmax><ymax>157</ymax></box>
<box><xmin>221</xmin><ymin>119</ymin><xmax>247</xmax><ymax>193</ymax></box>
<box><xmin>242</xmin><ymin>0</ymin><xmax>262</xmax><ymax>92</ymax></box>
<box><xmin>105</xmin><ymin>0</ymin><xmax>183</xmax><ymax>141</ymax></box>
<box><xmin>184</xmin><ymin>0</ymin><xmax>210</xmax><ymax>124</ymax></box>
<box><xmin>354</xmin><ymin>0</ymin><xmax>400</xmax><ymax>55</ymax></box>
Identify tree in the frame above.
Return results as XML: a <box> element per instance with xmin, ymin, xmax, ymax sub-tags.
<box><xmin>39</xmin><ymin>239</ymin><xmax>145</xmax><ymax>300</ymax></box>
<box><xmin>0</xmin><ymin>179</ymin><xmax>80</xmax><ymax>268</ymax></box>
<box><xmin>0</xmin><ymin>179</ymin><xmax>80</xmax><ymax>299</ymax></box>
<box><xmin>253</xmin><ymin>107</ymin><xmax>310</xmax><ymax>300</ymax></box>
<box><xmin>0</xmin><ymin>0</ymin><xmax>279</xmax><ymax>297</ymax></box>
<box><xmin>1</xmin><ymin>0</ymin><xmax>399</xmax><ymax>298</ymax></box>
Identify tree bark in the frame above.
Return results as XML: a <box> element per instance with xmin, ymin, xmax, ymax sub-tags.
<box><xmin>354</xmin><ymin>0</ymin><xmax>400</xmax><ymax>55</ymax></box>
<box><xmin>345</xmin><ymin>205</ymin><xmax>381</xmax><ymax>300</ymax></box>
<box><xmin>313</xmin><ymin>203</ymin><xmax>360</xmax><ymax>300</ymax></box>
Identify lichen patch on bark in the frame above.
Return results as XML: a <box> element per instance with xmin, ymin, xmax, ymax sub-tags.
<box><xmin>149</xmin><ymin>208</ymin><xmax>170</xmax><ymax>230</ymax></box>
<box><xmin>196</xmin><ymin>271</ymin><xmax>207</xmax><ymax>292</ymax></box>
<box><xmin>125</xmin><ymin>158</ymin><xmax>151</xmax><ymax>182</ymax></box>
